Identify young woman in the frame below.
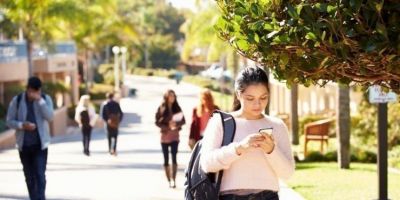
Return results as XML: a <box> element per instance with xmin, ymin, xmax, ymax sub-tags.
<box><xmin>155</xmin><ymin>89</ymin><xmax>186</xmax><ymax>188</ymax></box>
<box><xmin>189</xmin><ymin>88</ymin><xmax>219</xmax><ymax>149</ymax></box>
<box><xmin>75</xmin><ymin>95</ymin><xmax>97</xmax><ymax>156</ymax></box>
<box><xmin>200</xmin><ymin>66</ymin><xmax>295</xmax><ymax>200</ymax></box>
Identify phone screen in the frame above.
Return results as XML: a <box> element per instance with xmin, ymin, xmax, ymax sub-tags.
<box><xmin>259</xmin><ymin>128</ymin><xmax>273</xmax><ymax>136</ymax></box>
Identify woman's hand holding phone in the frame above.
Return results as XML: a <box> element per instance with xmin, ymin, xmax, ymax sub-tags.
<box><xmin>257</xmin><ymin>128</ymin><xmax>275</xmax><ymax>154</ymax></box>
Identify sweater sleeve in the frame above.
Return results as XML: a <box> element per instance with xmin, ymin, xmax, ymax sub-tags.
<box><xmin>265</xmin><ymin>120</ymin><xmax>295</xmax><ymax>180</ymax></box>
<box><xmin>200</xmin><ymin>114</ymin><xmax>241</xmax><ymax>173</ymax></box>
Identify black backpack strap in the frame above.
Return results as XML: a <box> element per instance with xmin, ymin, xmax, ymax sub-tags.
<box><xmin>16</xmin><ymin>93</ymin><xmax>23</xmax><ymax>111</ymax></box>
<box><xmin>213</xmin><ymin>110</ymin><xmax>236</xmax><ymax>195</ymax></box>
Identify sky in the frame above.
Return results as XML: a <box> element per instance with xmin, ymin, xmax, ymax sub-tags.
<box><xmin>167</xmin><ymin>0</ymin><xmax>197</xmax><ymax>11</ymax></box>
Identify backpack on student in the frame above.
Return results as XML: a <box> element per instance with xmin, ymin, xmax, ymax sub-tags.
<box><xmin>107</xmin><ymin>113</ymin><xmax>121</xmax><ymax>129</ymax></box>
<box><xmin>184</xmin><ymin>110</ymin><xmax>236</xmax><ymax>200</ymax></box>
<box><xmin>80</xmin><ymin>110</ymin><xmax>91</xmax><ymax>128</ymax></box>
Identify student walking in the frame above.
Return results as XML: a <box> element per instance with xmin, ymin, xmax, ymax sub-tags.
<box><xmin>6</xmin><ymin>77</ymin><xmax>54</xmax><ymax>200</ymax></box>
<box><xmin>155</xmin><ymin>89</ymin><xmax>186</xmax><ymax>188</ymax></box>
<box><xmin>188</xmin><ymin>88</ymin><xmax>219</xmax><ymax>149</ymax></box>
<box><xmin>200</xmin><ymin>66</ymin><xmax>295</xmax><ymax>200</ymax></box>
<box><xmin>75</xmin><ymin>95</ymin><xmax>97</xmax><ymax>156</ymax></box>
<box><xmin>102</xmin><ymin>93</ymin><xmax>123</xmax><ymax>156</ymax></box>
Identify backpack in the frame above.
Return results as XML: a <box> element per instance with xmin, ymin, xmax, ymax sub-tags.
<box><xmin>184</xmin><ymin>110</ymin><xmax>236</xmax><ymax>200</ymax></box>
<box><xmin>80</xmin><ymin>110</ymin><xmax>91</xmax><ymax>127</ymax></box>
<box><xmin>107</xmin><ymin>113</ymin><xmax>121</xmax><ymax>128</ymax></box>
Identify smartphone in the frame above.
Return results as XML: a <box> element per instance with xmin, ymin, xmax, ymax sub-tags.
<box><xmin>259</xmin><ymin>128</ymin><xmax>273</xmax><ymax>137</ymax></box>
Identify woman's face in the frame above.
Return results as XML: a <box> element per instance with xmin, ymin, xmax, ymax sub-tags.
<box><xmin>167</xmin><ymin>92</ymin><xmax>176</xmax><ymax>104</ymax></box>
<box><xmin>238</xmin><ymin>83</ymin><xmax>269</xmax><ymax>117</ymax></box>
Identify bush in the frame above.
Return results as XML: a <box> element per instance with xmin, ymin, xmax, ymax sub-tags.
<box><xmin>302</xmin><ymin>149</ymin><xmax>376</xmax><ymax>163</ymax></box>
<box><xmin>389</xmin><ymin>146</ymin><xmax>400</xmax><ymax>169</ymax></box>
<box><xmin>42</xmin><ymin>81</ymin><xmax>69</xmax><ymax>109</ymax></box>
<box><xmin>0</xmin><ymin>103</ymin><xmax>6</xmax><ymax>119</ymax></box>
<box><xmin>0</xmin><ymin>119</ymin><xmax>7</xmax><ymax>133</ymax></box>
<box><xmin>89</xmin><ymin>83</ymin><xmax>113</xmax><ymax>100</ymax></box>
<box><xmin>67</xmin><ymin>104</ymin><xmax>76</xmax><ymax>120</ymax></box>
<box><xmin>352</xmin><ymin>99</ymin><xmax>400</xmax><ymax>151</ymax></box>
<box><xmin>97</xmin><ymin>64</ymin><xmax>119</xmax><ymax>85</ymax></box>
<box><xmin>4</xmin><ymin>84</ymin><xmax>25</xmax><ymax>105</ymax></box>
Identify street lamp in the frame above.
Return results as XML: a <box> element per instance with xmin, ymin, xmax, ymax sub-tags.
<box><xmin>112</xmin><ymin>46</ymin><xmax>120</xmax><ymax>92</ymax></box>
<box><xmin>120</xmin><ymin>46</ymin><xmax>127</xmax><ymax>85</ymax></box>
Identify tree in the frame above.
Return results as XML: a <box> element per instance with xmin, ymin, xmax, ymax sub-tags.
<box><xmin>214</xmin><ymin>0</ymin><xmax>400</xmax><ymax>168</ymax></box>
<box><xmin>215</xmin><ymin>0</ymin><xmax>400</xmax><ymax>91</ymax></box>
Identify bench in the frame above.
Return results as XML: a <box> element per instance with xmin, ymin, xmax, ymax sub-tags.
<box><xmin>304</xmin><ymin>118</ymin><xmax>334</xmax><ymax>156</ymax></box>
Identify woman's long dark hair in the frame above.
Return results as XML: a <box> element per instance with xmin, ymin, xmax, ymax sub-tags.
<box><xmin>232</xmin><ymin>66</ymin><xmax>269</xmax><ymax>111</ymax></box>
<box><xmin>159</xmin><ymin>89</ymin><xmax>182</xmax><ymax>117</ymax></box>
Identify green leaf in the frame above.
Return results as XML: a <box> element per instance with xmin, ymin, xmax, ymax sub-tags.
<box><xmin>264</xmin><ymin>23</ymin><xmax>274</xmax><ymax>31</ymax></box>
<box><xmin>215</xmin><ymin>17</ymin><xmax>226</xmax><ymax>30</ymax></box>
<box><xmin>376</xmin><ymin>22</ymin><xmax>387</xmax><ymax>38</ymax></box>
<box><xmin>236</xmin><ymin>39</ymin><xmax>249</xmax><ymax>51</ymax></box>
<box><xmin>350</xmin><ymin>0</ymin><xmax>362</xmax><ymax>12</ymax></box>
<box><xmin>375</xmin><ymin>1</ymin><xmax>383</xmax><ymax>12</ymax></box>
<box><xmin>321</xmin><ymin>31</ymin><xmax>326</xmax><ymax>41</ymax></box>
<box><xmin>296</xmin><ymin>4</ymin><xmax>303</xmax><ymax>15</ymax></box>
<box><xmin>315</xmin><ymin>3</ymin><xmax>327</xmax><ymax>13</ymax></box>
<box><xmin>327</xmin><ymin>5</ymin><xmax>337</xmax><ymax>14</ymax></box>
<box><xmin>287</xmin><ymin>4</ymin><xmax>299</xmax><ymax>19</ymax></box>
<box><xmin>251</xmin><ymin>3</ymin><xmax>260</xmax><ymax>16</ymax></box>
<box><xmin>254</xmin><ymin>33</ymin><xmax>260</xmax><ymax>43</ymax></box>
<box><xmin>305</xmin><ymin>32</ymin><xmax>317</xmax><ymax>41</ymax></box>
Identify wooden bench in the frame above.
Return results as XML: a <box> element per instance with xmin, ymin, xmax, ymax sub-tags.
<box><xmin>304</xmin><ymin>118</ymin><xmax>334</xmax><ymax>156</ymax></box>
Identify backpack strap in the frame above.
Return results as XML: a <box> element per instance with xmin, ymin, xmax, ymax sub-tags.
<box><xmin>213</xmin><ymin>110</ymin><xmax>236</xmax><ymax>195</ymax></box>
<box><xmin>17</xmin><ymin>93</ymin><xmax>46</xmax><ymax>109</ymax></box>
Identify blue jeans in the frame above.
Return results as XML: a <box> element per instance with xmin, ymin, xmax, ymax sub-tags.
<box><xmin>19</xmin><ymin>144</ymin><xmax>48</xmax><ymax>200</ymax></box>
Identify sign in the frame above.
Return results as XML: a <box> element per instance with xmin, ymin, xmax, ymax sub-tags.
<box><xmin>369</xmin><ymin>85</ymin><xmax>397</xmax><ymax>103</ymax></box>
<box><xmin>0</xmin><ymin>42</ymin><xmax>27</xmax><ymax>63</ymax></box>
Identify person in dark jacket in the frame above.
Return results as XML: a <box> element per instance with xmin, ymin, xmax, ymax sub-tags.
<box><xmin>6</xmin><ymin>77</ymin><xmax>54</xmax><ymax>200</ymax></box>
<box><xmin>102</xmin><ymin>93</ymin><xmax>123</xmax><ymax>156</ymax></box>
<box><xmin>189</xmin><ymin>89</ymin><xmax>219</xmax><ymax>149</ymax></box>
<box><xmin>155</xmin><ymin>89</ymin><xmax>185</xmax><ymax>188</ymax></box>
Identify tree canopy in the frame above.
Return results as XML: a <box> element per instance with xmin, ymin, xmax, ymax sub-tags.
<box><xmin>215</xmin><ymin>0</ymin><xmax>400</xmax><ymax>92</ymax></box>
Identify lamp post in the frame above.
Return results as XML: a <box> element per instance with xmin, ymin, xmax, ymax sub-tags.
<box><xmin>112</xmin><ymin>46</ymin><xmax>120</xmax><ymax>92</ymax></box>
<box><xmin>120</xmin><ymin>46</ymin><xmax>127</xmax><ymax>85</ymax></box>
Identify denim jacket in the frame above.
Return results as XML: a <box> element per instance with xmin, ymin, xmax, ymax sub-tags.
<box><xmin>6</xmin><ymin>92</ymin><xmax>54</xmax><ymax>151</ymax></box>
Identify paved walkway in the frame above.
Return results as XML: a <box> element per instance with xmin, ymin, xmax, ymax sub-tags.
<box><xmin>0</xmin><ymin>75</ymin><xmax>304</xmax><ymax>200</ymax></box>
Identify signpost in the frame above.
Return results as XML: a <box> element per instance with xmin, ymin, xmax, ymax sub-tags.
<box><xmin>369</xmin><ymin>85</ymin><xmax>397</xmax><ymax>200</ymax></box>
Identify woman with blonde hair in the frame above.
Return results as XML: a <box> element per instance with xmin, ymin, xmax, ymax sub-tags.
<box><xmin>75</xmin><ymin>95</ymin><xmax>97</xmax><ymax>156</ymax></box>
<box><xmin>188</xmin><ymin>89</ymin><xmax>219</xmax><ymax>149</ymax></box>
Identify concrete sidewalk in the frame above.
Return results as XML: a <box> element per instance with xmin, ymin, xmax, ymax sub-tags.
<box><xmin>0</xmin><ymin>75</ymin><xmax>304</xmax><ymax>200</ymax></box>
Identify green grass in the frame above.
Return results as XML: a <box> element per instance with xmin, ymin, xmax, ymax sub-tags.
<box><xmin>287</xmin><ymin>162</ymin><xmax>400</xmax><ymax>200</ymax></box>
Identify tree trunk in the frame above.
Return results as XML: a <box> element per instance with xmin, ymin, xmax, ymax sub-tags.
<box><xmin>27</xmin><ymin>38</ymin><xmax>34</xmax><ymax>77</ymax></box>
<box><xmin>337</xmin><ymin>84</ymin><xmax>351</xmax><ymax>169</ymax></box>
<box><xmin>291</xmin><ymin>84</ymin><xmax>299</xmax><ymax>145</ymax></box>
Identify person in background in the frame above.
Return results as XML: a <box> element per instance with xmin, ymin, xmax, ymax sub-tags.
<box><xmin>6</xmin><ymin>77</ymin><xmax>54</xmax><ymax>200</ymax></box>
<box><xmin>155</xmin><ymin>89</ymin><xmax>186</xmax><ymax>188</ymax></box>
<box><xmin>200</xmin><ymin>66</ymin><xmax>295</xmax><ymax>200</ymax></box>
<box><xmin>102</xmin><ymin>92</ymin><xmax>123</xmax><ymax>156</ymax></box>
<box><xmin>188</xmin><ymin>88</ymin><xmax>219</xmax><ymax>149</ymax></box>
<box><xmin>75</xmin><ymin>95</ymin><xmax>97</xmax><ymax>156</ymax></box>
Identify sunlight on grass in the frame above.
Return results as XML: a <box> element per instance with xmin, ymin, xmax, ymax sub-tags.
<box><xmin>287</xmin><ymin>162</ymin><xmax>400</xmax><ymax>200</ymax></box>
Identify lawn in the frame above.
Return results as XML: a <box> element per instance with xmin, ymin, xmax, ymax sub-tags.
<box><xmin>286</xmin><ymin>162</ymin><xmax>400</xmax><ymax>200</ymax></box>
